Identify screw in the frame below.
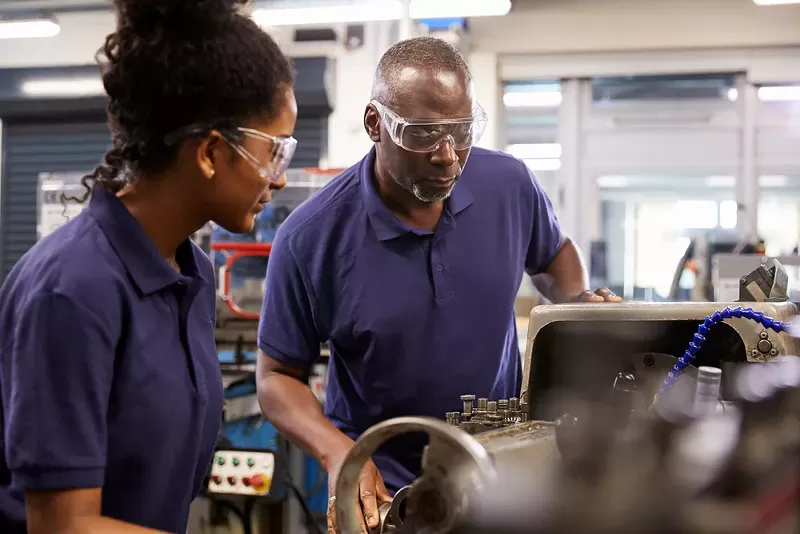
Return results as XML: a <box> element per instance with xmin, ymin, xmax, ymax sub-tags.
<box><xmin>770</xmin><ymin>348</ymin><xmax>778</xmax><ymax>356</ymax></box>
<box><xmin>643</xmin><ymin>354</ymin><xmax>656</xmax><ymax>367</ymax></box>
<box><xmin>759</xmin><ymin>331</ymin><xmax>769</xmax><ymax>340</ymax></box>
<box><xmin>751</xmin><ymin>349</ymin><xmax>760</xmax><ymax>359</ymax></box>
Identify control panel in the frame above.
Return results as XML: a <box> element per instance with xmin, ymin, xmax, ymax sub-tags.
<box><xmin>207</xmin><ymin>449</ymin><xmax>275</xmax><ymax>496</ymax></box>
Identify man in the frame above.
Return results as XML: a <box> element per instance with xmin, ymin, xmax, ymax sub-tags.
<box><xmin>256</xmin><ymin>36</ymin><xmax>620</xmax><ymax>533</ymax></box>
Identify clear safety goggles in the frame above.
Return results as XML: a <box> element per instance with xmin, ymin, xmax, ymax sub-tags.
<box><xmin>165</xmin><ymin>125</ymin><xmax>297</xmax><ymax>183</ymax></box>
<box><xmin>371</xmin><ymin>99</ymin><xmax>488</xmax><ymax>153</ymax></box>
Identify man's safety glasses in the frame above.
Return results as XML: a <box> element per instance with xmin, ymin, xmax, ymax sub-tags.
<box><xmin>165</xmin><ymin>125</ymin><xmax>297</xmax><ymax>183</ymax></box>
<box><xmin>371</xmin><ymin>100</ymin><xmax>488</xmax><ymax>153</ymax></box>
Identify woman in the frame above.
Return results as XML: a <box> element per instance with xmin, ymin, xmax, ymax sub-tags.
<box><xmin>0</xmin><ymin>0</ymin><xmax>296</xmax><ymax>532</ymax></box>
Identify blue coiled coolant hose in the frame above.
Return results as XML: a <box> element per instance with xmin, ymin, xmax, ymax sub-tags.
<box><xmin>656</xmin><ymin>306</ymin><xmax>786</xmax><ymax>399</ymax></box>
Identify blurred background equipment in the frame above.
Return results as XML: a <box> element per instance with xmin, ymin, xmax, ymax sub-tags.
<box><xmin>192</xmin><ymin>168</ymin><xmax>341</xmax><ymax>534</ymax></box>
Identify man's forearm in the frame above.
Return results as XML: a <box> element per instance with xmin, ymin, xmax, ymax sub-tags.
<box><xmin>257</xmin><ymin>372</ymin><xmax>354</xmax><ymax>470</ymax></box>
<box><xmin>538</xmin><ymin>238</ymin><xmax>591</xmax><ymax>303</ymax></box>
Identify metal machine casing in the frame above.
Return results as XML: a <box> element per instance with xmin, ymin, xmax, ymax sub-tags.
<box><xmin>520</xmin><ymin>301</ymin><xmax>799</xmax><ymax>420</ymax></box>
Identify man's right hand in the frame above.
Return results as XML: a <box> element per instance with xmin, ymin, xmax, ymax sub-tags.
<box><xmin>326</xmin><ymin>454</ymin><xmax>392</xmax><ymax>534</ymax></box>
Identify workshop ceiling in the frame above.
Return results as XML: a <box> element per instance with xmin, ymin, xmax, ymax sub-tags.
<box><xmin>0</xmin><ymin>0</ymin><xmax>111</xmax><ymax>15</ymax></box>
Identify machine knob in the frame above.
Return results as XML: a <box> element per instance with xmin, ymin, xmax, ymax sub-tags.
<box><xmin>508</xmin><ymin>397</ymin><xmax>520</xmax><ymax>411</ymax></box>
<box><xmin>477</xmin><ymin>398</ymin><xmax>488</xmax><ymax>412</ymax></box>
<box><xmin>250</xmin><ymin>474</ymin><xmax>268</xmax><ymax>490</ymax></box>
<box><xmin>554</xmin><ymin>413</ymin><xmax>581</xmax><ymax>462</ymax></box>
<box><xmin>460</xmin><ymin>395</ymin><xmax>476</xmax><ymax>416</ymax></box>
<box><xmin>487</xmin><ymin>401</ymin><xmax>498</xmax><ymax>415</ymax></box>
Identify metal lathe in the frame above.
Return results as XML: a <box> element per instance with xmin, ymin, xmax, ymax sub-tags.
<box><xmin>335</xmin><ymin>263</ymin><xmax>800</xmax><ymax>533</ymax></box>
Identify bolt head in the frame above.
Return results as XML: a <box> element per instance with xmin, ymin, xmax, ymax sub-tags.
<box><xmin>760</xmin><ymin>331</ymin><xmax>769</xmax><ymax>339</ymax></box>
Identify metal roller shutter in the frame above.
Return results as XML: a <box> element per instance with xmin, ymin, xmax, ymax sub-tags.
<box><xmin>292</xmin><ymin>115</ymin><xmax>327</xmax><ymax>169</ymax></box>
<box><xmin>0</xmin><ymin>121</ymin><xmax>111</xmax><ymax>280</ymax></box>
<box><xmin>0</xmin><ymin>98</ymin><xmax>328</xmax><ymax>280</ymax></box>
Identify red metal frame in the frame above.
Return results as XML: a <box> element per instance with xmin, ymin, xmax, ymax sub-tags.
<box><xmin>211</xmin><ymin>241</ymin><xmax>272</xmax><ymax>321</ymax></box>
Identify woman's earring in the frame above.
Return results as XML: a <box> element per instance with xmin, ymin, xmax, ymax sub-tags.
<box><xmin>209</xmin><ymin>169</ymin><xmax>216</xmax><ymax>177</ymax></box>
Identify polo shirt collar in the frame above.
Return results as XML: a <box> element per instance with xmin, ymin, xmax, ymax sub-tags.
<box><xmin>359</xmin><ymin>147</ymin><xmax>474</xmax><ymax>242</ymax></box>
<box><xmin>88</xmin><ymin>186</ymin><xmax>208</xmax><ymax>295</ymax></box>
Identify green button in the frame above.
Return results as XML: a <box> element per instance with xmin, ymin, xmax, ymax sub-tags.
<box><xmin>232</xmin><ymin>457</ymin><xmax>240</xmax><ymax>467</ymax></box>
<box><xmin>247</xmin><ymin>458</ymin><xmax>255</xmax><ymax>467</ymax></box>
<box><xmin>216</xmin><ymin>456</ymin><xmax>225</xmax><ymax>466</ymax></box>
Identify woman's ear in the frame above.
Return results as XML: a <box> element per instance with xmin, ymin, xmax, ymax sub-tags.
<box><xmin>196</xmin><ymin>130</ymin><xmax>225</xmax><ymax>180</ymax></box>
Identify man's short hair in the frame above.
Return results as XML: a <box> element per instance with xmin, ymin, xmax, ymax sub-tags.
<box><xmin>371</xmin><ymin>36</ymin><xmax>472</xmax><ymax>105</ymax></box>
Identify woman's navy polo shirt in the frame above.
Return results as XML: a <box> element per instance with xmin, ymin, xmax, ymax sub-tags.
<box><xmin>0</xmin><ymin>187</ymin><xmax>223</xmax><ymax>533</ymax></box>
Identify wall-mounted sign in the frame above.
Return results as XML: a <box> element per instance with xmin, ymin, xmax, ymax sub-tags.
<box><xmin>37</xmin><ymin>172</ymin><xmax>89</xmax><ymax>240</ymax></box>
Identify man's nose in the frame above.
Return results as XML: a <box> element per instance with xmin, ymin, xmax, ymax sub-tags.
<box><xmin>270</xmin><ymin>173</ymin><xmax>287</xmax><ymax>190</ymax></box>
<box><xmin>429</xmin><ymin>136</ymin><xmax>458</xmax><ymax>167</ymax></box>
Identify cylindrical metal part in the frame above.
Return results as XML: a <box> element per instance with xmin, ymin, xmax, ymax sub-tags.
<box><xmin>477</xmin><ymin>398</ymin><xmax>488</xmax><ymax>412</ymax></box>
<box><xmin>487</xmin><ymin>401</ymin><xmax>498</xmax><ymax>415</ymax></box>
<box><xmin>461</xmin><ymin>394</ymin><xmax>476</xmax><ymax>416</ymax></box>
<box><xmin>446</xmin><ymin>412</ymin><xmax>460</xmax><ymax>426</ymax></box>
<box><xmin>694</xmin><ymin>366</ymin><xmax>723</xmax><ymax>416</ymax></box>
<box><xmin>509</xmin><ymin>397</ymin><xmax>520</xmax><ymax>412</ymax></box>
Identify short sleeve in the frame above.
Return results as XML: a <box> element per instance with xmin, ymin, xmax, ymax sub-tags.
<box><xmin>4</xmin><ymin>292</ymin><xmax>116</xmax><ymax>491</ymax></box>
<box><xmin>523</xmin><ymin>165</ymin><xmax>564</xmax><ymax>275</ymax></box>
<box><xmin>258</xmin><ymin>232</ymin><xmax>322</xmax><ymax>370</ymax></box>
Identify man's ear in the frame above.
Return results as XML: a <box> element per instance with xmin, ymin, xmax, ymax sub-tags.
<box><xmin>364</xmin><ymin>105</ymin><xmax>381</xmax><ymax>142</ymax></box>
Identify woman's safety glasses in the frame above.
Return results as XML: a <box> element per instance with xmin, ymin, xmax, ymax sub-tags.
<box><xmin>371</xmin><ymin>100</ymin><xmax>488</xmax><ymax>153</ymax></box>
<box><xmin>164</xmin><ymin>125</ymin><xmax>297</xmax><ymax>183</ymax></box>
<box><xmin>221</xmin><ymin>128</ymin><xmax>297</xmax><ymax>183</ymax></box>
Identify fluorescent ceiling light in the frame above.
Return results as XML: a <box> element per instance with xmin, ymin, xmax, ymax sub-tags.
<box><xmin>758</xmin><ymin>85</ymin><xmax>800</xmax><ymax>102</ymax></box>
<box><xmin>523</xmin><ymin>158</ymin><xmax>561</xmax><ymax>172</ymax></box>
<box><xmin>253</xmin><ymin>3</ymin><xmax>398</xmax><ymax>26</ymax></box>
<box><xmin>503</xmin><ymin>91</ymin><xmax>563</xmax><ymax>108</ymax></box>
<box><xmin>21</xmin><ymin>77</ymin><xmax>105</xmax><ymax>97</ymax></box>
<box><xmin>726</xmin><ymin>88</ymin><xmax>738</xmax><ymax>101</ymax></box>
<box><xmin>753</xmin><ymin>0</ymin><xmax>800</xmax><ymax>5</ymax></box>
<box><xmin>0</xmin><ymin>19</ymin><xmax>60</xmax><ymax>39</ymax></box>
<box><xmin>410</xmin><ymin>0</ymin><xmax>511</xmax><ymax>19</ymax></box>
<box><xmin>597</xmin><ymin>176</ymin><xmax>629</xmax><ymax>188</ymax></box>
<box><xmin>253</xmin><ymin>0</ymin><xmax>511</xmax><ymax>27</ymax></box>
<box><xmin>759</xmin><ymin>175</ymin><xmax>790</xmax><ymax>187</ymax></box>
<box><xmin>506</xmin><ymin>143</ymin><xmax>562</xmax><ymax>160</ymax></box>
<box><xmin>705</xmin><ymin>176</ymin><xmax>735</xmax><ymax>188</ymax></box>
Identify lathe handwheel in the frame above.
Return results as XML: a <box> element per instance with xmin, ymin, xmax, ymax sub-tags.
<box><xmin>334</xmin><ymin>417</ymin><xmax>495</xmax><ymax>534</ymax></box>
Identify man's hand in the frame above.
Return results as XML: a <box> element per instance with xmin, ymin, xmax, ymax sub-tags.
<box><xmin>571</xmin><ymin>288</ymin><xmax>622</xmax><ymax>303</ymax></box>
<box><xmin>327</xmin><ymin>455</ymin><xmax>392</xmax><ymax>534</ymax></box>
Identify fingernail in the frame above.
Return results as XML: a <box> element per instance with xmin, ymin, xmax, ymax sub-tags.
<box><xmin>368</xmin><ymin>516</ymin><xmax>376</xmax><ymax>527</ymax></box>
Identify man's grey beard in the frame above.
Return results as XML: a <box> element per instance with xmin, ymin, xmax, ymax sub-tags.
<box><xmin>389</xmin><ymin>169</ymin><xmax>457</xmax><ymax>203</ymax></box>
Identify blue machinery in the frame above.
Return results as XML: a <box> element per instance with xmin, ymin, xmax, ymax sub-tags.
<box><xmin>205</xmin><ymin>213</ymin><xmax>329</xmax><ymax>532</ymax></box>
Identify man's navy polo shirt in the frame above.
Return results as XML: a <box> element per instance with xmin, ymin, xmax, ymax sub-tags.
<box><xmin>258</xmin><ymin>147</ymin><xmax>563</xmax><ymax>491</ymax></box>
<box><xmin>0</xmin><ymin>187</ymin><xmax>223</xmax><ymax>533</ymax></box>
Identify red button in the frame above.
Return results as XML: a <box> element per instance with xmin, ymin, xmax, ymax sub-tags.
<box><xmin>242</xmin><ymin>477</ymin><xmax>251</xmax><ymax>487</ymax></box>
<box><xmin>227</xmin><ymin>476</ymin><xmax>237</xmax><ymax>485</ymax></box>
<box><xmin>212</xmin><ymin>476</ymin><xmax>222</xmax><ymax>485</ymax></box>
<box><xmin>251</xmin><ymin>474</ymin><xmax>265</xmax><ymax>489</ymax></box>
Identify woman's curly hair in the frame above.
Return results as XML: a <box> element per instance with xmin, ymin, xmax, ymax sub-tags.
<box><xmin>80</xmin><ymin>0</ymin><xmax>294</xmax><ymax>197</ymax></box>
